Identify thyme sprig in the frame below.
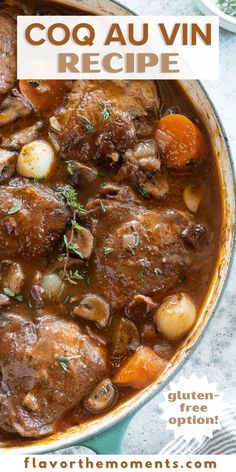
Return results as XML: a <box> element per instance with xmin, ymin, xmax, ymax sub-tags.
<box><xmin>58</xmin><ymin>355</ymin><xmax>81</xmax><ymax>372</ymax></box>
<box><xmin>79</xmin><ymin>115</ymin><xmax>95</xmax><ymax>133</ymax></box>
<box><xmin>99</xmin><ymin>100</ymin><xmax>112</xmax><ymax>121</ymax></box>
<box><xmin>57</xmin><ymin>186</ymin><xmax>87</xmax><ymax>213</ymax></box>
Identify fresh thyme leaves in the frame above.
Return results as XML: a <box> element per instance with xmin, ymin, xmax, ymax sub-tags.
<box><xmin>58</xmin><ymin>355</ymin><xmax>82</xmax><ymax>372</ymax></box>
<box><xmin>154</xmin><ymin>268</ymin><xmax>162</xmax><ymax>276</ymax></box>
<box><xmin>58</xmin><ymin>253</ymin><xmax>67</xmax><ymax>262</ymax></box>
<box><xmin>57</xmin><ymin>186</ymin><xmax>87</xmax><ymax>213</ymax></box>
<box><xmin>103</xmin><ymin>247</ymin><xmax>113</xmax><ymax>255</ymax></box>
<box><xmin>218</xmin><ymin>0</ymin><xmax>236</xmax><ymax>16</ymax></box>
<box><xmin>60</xmin><ymin>269</ymin><xmax>84</xmax><ymax>285</ymax></box>
<box><xmin>67</xmin><ymin>163</ymin><xmax>74</xmax><ymax>175</ymax></box>
<box><xmin>27</xmin><ymin>299</ymin><xmax>33</xmax><ymax>309</ymax></box>
<box><xmin>63</xmin><ymin>295</ymin><xmax>71</xmax><ymax>304</ymax></box>
<box><xmin>100</xmin><ymin>201</ymin><xmax>106</xmax><ymax>213</ymax></box>
<box><xmin>3</xmin><ymin>287</ymin><xmax>24</xmax><ymax>302</ymax></box>
<box><xmin>71</xmin><ymin>219</ymin><xmax>84</xmax><ymax>231</ymax></box>
<box><xmin>99</xmin><ymin>100</ymin><xmax>112</xmax><ymax>121</ymax></box>
<box><xmin>139</xmin><ymin>271</ymin><xmax>145</xmax><ymax>282</ymax></box>
<box><xmin>3</xmin><ymin>287</ymin><xmax>15</xmax><ymax>297</ymax></box>
<box><xmin>127</xmin><ymin>232</ymin><xmax>139</xmax><ymax>255</ymax></box>
<box><xmin>7</xmin><ymin>202</ymin><xmax>21</xmax><ymax>215</ymax></box>
<box><xmin>137</xmin><ymin>187</ymin><xmax>149</xmax><ymax>198</ymax></box>
<box><xmin>79</xmin><ymin>115</ymin><xmax>95</xmax><ymax>133</ymax></box>
<box><xmin>60</xmin><ymin>143</ymin><xmax>69</xmax><ymax>155</ymax></box>
<box><xmin>128</xmin><ymin>245</ymin><xmax>136</xmax><ymax>256</ymax></box>
<box><xmin>63</xmin><ymin>235</ymin><xmax>84</xmax><ymax>259</ymax></box>
<box><xmin>134</xmin><ymin>232</ymin><xmax>140</xmax><ymax>247</ymax></box>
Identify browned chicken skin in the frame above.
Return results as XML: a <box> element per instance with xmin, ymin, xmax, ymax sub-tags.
<box><xmin>87</xmin><ymin>194</ymin><xmax>208</xmax><ymax>309</ymax></box>
<box><xmin>57</xmin><ymin>80</ymin><xmax>160</xmax><ymax>166</ymax></box>
<box><xmin>0</xmin><ymin>314</ymin><xmax>106</xmax><ymax>437</ymax></box>
<box><xmin>0</xmin><ymin>180</ymin><xmax>70</xmax><ymax>257</ymax></box>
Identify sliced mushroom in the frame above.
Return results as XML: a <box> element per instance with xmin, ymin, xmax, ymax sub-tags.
<box><xmin>1</xmin><ymin>260</ymin><xmax>24</xmax><ymax>295</ymax></box>
<box><xmin>183</xmin><ymin>185</ymin><xmax>203</xmax><ymax>213</ymax></box>
<box><xmin>0</xmin><ymin>149</ymin><xmax>17</xmax><ymax>183</ymax></box>
<box><xmin>141</xmin><ymin>174</ymin><xmax>169</xmax><ymax>200</ymax></box>
<box><xmin>49</xmin><ymin>116</ymin><xmax>62</xmax><ymax>133</ymax></box>
<box><xmin>2</xmin><ymin>121</ymin><xmax>43</xmax><ymax>151</ymax></box>
<box><xmin>0</xmin><ymin>93</ymin><xmax>31</xmax><ymax>127</ymax></box>
<box><xmin>73</xmin><ymin>294</ymin><xmax>110</xmax><ymax>328</ymax></box>
<box><xmin>113</xmin><ymin>317</ymin><xmax>140</xmax><ymax>355</ymax></box>
<box><xmin>66</xmin><ymin>226</ymin><xmax>94</xmax><ymax>259</ymax></box>
<box><xmin>125</xmin><ymin>139</ymin><xmax>160</xmax><ymax>171</ymax></box>
<box><xmin>126</xmin><ymin>294</ymin><xmax>157</xmax><ymax>320</ymax></box>
<box><xmin>68</xmin><ymin>161</ymin><xmax>97</xmax><ymax>189</ymax></box>
<box><xmin>84</xmin><ymin>379</ymin><xmax>117</xmax><ymax>413</ymax></box>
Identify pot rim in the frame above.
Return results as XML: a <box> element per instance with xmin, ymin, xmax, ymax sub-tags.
<box><xmin>1</xmin><ymin>0</ymin><xmax>235</xmax><ymax>454</ymax></box>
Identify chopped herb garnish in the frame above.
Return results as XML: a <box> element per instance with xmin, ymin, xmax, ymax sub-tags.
<box><xmin>139</xmin><ymin>271</ymin><xmax>145</xmax><ymax>282</ymax></box>
<box><xmin>79</xmin><ymin>115</ymin><xmax>95</xmax><ymax>133</ymax></box>
<box><xmin>57</xmin><ymin>186</ymin><xmax>87</xmax><ymax>213</ymax></box>
<box><xmin>3</xmin><ymin>287</ymin><xmax>15</xmax><ymax>297</ymax></box>
<box><xmin>60</xmin><ymin>269</ymin><xmax>84</xmax><ymax>285</ymax></box>
<box><xmin>58</xmin><ymin>355</ymin><xmax>82</xmax><ymax>372</ymax></box>
<box><xmin>71</xmin><ymin>219</ymin><xmax>84</xmax><ymax>231</ymax></box>
<box><xmin>60</xmin><ymin>144</ymin><xmax>69</xmax><ymax>155</ymax></box>
<box><xmin>27</xmin><ymin>299</ymin><xmax>33</xmax><ymax>309</ymax></box>
<box><xmin>64</xmin><ymin>235</ymin><xmax>84</xmax><ymax>259</ymax></box>
<box><xmin>86</xmin><ymin>278</ymin><xmax>90</xmax><ymax>286</ymax></box>
<box><xmin>100</xmin><ymin>201</ymin><xmax>106</xmax><ymax>213</ymax></box>
<box><xmin>137</xmin><ymin>187</ymin><xmax>149</xmax><ymax>198</ymax></box>
<box><xmin>99</xmin><ymin>100</ymin><xmax>112</xmax><ymax>121</ymax></box>
<box><xmin>103</xmin><ymin>247</ymin><xmax>113</xmax><ymax>255</ymax></box>
<box><xmin>67</xmin><ymin>163</ymin><xmax>74</xmax><ymax>175</ymax></box>
<box><xmin>7</xmin><ymin>202</ymin><xmax>21</xmax><ymax>215</ymax></box>
<box><xmin>58</xmin><ymin>253</ymin><xmax>67</xmax><ymax>262</ymax></box>
<box><xmin>63</xmin><ymin>295</ymin><xmax>71</xmax><ymax>304</ymax></box>
<box><xmin>154</xmin><ymin>268</ymin><xmax>162</xmax><ymax>276</ymax></box>
<box><xmin>134</xmin><ymin>232</ymin><xmax>140</xmax><ymax>247</ymax></box>
<box><xmin>3</xmin><ymin>287</ymin><xmax>24</xmax><ymax>302</ymax></box>
<box><xmin>128</xmin><ymin>245</ymin><xmax>135</xmax><ymax>256</ymax></box>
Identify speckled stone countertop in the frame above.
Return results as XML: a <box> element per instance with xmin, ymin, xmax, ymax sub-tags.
<box><xmin>119</xmin><ymin>0</ymin><xmax>236</xmax><ymax>454</ymax></box>
<box><xmin>57</xmin><ymin>0</ymin><xmax>236</xmax><ymax>455</ymax></box>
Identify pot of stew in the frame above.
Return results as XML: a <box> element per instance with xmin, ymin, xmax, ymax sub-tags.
<box><xmin>0</xmin><ymin>0</ymin><xmax>234</xmax><ymax>455</ymax></box>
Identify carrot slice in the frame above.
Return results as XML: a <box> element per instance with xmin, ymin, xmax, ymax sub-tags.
<box><xmin>19</xmin><ymin>80</ymin><xmax>66</xmax><ymax>111</ymax></box>
<box><xmin>155</xmin><ymin>114</ymin><xmax>207</xmax><ymax>170</ymax></box>
<box><xmin>113</xmin><ymin>346</ymin><xmax>168</xmax><ymax>389</ymax></box>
